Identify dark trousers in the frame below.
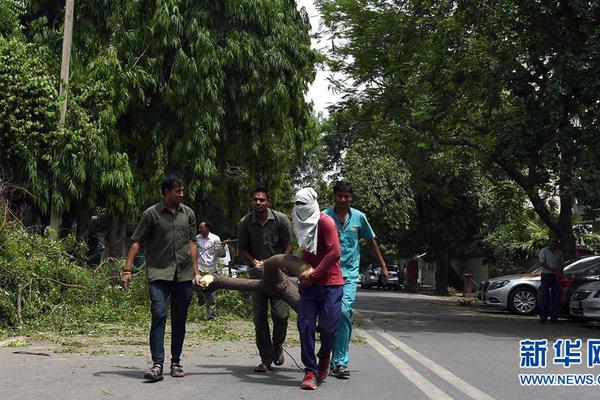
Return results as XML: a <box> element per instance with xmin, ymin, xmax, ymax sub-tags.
<box><xmin>253</xmin><ymin>292</ymin><xmax>289</xmax><ymax>364</ymax></box>
<box><xmin>149</xmin><ymin>279</ymin><xmax>193</xmax><ymax>365</ymax></box>
<box><xmin>297</xmin><ymin>285</ymin><xmax>343</xmax><ymax>374</ymax></box>
<box><xmin>539</xmin><ymin>273</ymin><xmax>561</xmax><ymax>321</ymax></box>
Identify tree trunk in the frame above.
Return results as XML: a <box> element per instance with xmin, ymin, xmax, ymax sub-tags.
<box><xmin>108</xmin><ymin>213</ymin><xmax>126</xmax><ymax>258</ymax></box>
<box><xmin>197</xmin><ymin>254</ymin><xmax>312</xmax><ymax>312</ymax></box>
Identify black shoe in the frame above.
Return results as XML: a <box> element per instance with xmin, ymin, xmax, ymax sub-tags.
<box><xmin>538</xmin><ymin>319</ymin><xmax>547</xmax><ymax>324</ymax></box>
<box><xmin>550</xmin><ymin>318</ymin><xmax>558</xmax><ymax>324</ymax></box>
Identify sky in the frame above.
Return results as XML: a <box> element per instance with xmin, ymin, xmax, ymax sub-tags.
<box><xmin>296</xmin><ymin>0</ymin><xmax>342</xmax><ymax>116</ymax></box>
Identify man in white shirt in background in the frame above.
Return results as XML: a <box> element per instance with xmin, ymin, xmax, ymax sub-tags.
<box><xmin>538</xmin><ymin>236</ymin><xmax>565</xmax><ymax>323</ymax></box>
<box><xmin>196</xmin><ymin>221</ymin><xmax>224</xmax><ymax>320</ymax></box>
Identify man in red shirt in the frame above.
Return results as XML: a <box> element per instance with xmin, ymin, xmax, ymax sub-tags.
<box><xmin>292</xmin><ymin>188</ymin><xmax>344</xmax><ymax>390</ymax></box>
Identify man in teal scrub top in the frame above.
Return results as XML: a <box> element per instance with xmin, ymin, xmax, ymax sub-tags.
<box><xmin>324</xmin><ymin>181</ymin><xmax>388</xmax><ymax>379</ymax></box>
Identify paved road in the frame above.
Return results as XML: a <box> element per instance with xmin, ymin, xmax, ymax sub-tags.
<box><xmin>2</xmin><ymin>289</ymin><xmax>599</xmax><ymax>399</ymax></box>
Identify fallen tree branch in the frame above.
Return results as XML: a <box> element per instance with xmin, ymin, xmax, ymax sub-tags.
<box><xmin>196</xmin><ymin>254</ymin><xmax>312</xmax><ymax>312</ymax></box>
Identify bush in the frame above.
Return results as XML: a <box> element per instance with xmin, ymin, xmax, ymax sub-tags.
<box><xmin>0</xmin><ymin>206</ymin><xmax>253</xmax><ymax>336</ymax></box>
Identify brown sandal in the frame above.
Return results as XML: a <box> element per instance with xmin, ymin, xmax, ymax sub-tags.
<box><xmin>144</xmin><ymin>363</ymin><xmax>163</xmax><ymax>382</ymax></box>
<box><xmin>273</xmin><ymin>351</ymin><xmax>284</xmax><ymax>366</ymax></box>
<box><xmin>254</xmin><ymin>362</ymin><xmax>273</xmax><ymax>372</ymax></box>
<box><xmin>170</xmin><ymin>362</ymin><xmax>185</xmax><ymax>377</ymax></box>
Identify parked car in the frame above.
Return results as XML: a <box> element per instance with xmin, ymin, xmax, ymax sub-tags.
<box><xmin>360</xmin><ymin>264</ymin><xmax>402</xmax><ymax>290</ymax></box>
<box><xmin>478</xmin><ymin>266</ymin><xmax>542</xmax><ymax>315</ymax></box>
<box><xmin>564</xmin><ymin>256</ymin><xmax>600</xmax><ymax>318</ymax></box>
<box><xmin>478</xmin><ymin>256</ymin><xmax>600</xmax><ymax>316</ymax></box>
<box><xmin>570</xmin><ymin>281</ymin><xmax>600</xmax><ymax>320</ymax></box>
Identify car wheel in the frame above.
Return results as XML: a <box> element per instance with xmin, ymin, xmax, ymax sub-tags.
<box><xmin>508</xmin><ymin>287</ymin><xmax>538</xmax><ymax>315</ymax></box>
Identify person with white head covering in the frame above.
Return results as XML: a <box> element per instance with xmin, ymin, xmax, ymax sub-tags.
<box><xmin>292</xmin><ymin>188</ymin><xmax>345</xmax><ymax>390</ymax></box>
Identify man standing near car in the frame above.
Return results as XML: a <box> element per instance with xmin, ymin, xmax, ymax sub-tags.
<box><xmin>196</xmin><ymin>221</ymin><xmax>224</xmax><ymax>320</ymax></box>
<box><xmin>237</xmin><ymin>187</ymin><xmax>293</xmax><ymax>372</ymax></box>
<box><xmin>538</xmin><ymin>236</ymin><xmax>565</xmax><ymax>323</ymax></box>
<box><xmin>121</xmin><ymin>175</ymin><xmax>200</xmax><ymax>381</ymax></box>
<box><xmin>323</xmin><ymin>181</ymin><xmax>388</xmax><ymax>379</ymax></box>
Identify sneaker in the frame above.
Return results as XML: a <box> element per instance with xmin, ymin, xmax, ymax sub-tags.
<box><xmin>317</xmin><ymin>357</ymin><xmax>330</xmax><ymax>381</ymax></box>
<box><xmin>332</xmin><ymin>365</ymin><xmax>351</xmax><ymax>379</ymax></box>
<box><xmin>144</xmin><ymin>363</ymin><xmax>164</xmax><ymax>382</ymax></box>
<box><xmin>301</xmin><ymin>371</ymin><xmax>318</xmax><ymax>390</ymax></box>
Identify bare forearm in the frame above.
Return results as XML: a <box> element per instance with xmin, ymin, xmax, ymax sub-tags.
<box><xmin>239</xmin><ymin>249</ymin><xmax>259</xmax><ymax>266</ymax></box>
<box><xmin>124</xmin><ymin>242</ymin><xmax>141</xmax><ymax>271</ymax></box>
<box><xmin>190</xmin><ymin>241</ymin><xmax>199</xmax><ymax>275</ymax></box>
<box><xmin>284</xmin><ymin>243</ymin><xmax>293</xmax><ymax>255</ymax></box>
<box><xmin>368</xmin><ymin>239</ymin><xmax>386</xmax><ymax>268</ymax></box>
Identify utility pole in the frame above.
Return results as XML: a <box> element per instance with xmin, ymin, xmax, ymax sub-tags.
<box><xmin>50</xmin><ymin>0</ymin><xmax>75</xmax><ymax>233</ymax></box>
<box><xmin>59</xmin><ymin>0</ymin><xmax>75</xmax><ymax>125</ymax></box>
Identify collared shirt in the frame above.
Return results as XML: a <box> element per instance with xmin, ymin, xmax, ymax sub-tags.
<box><xmin>197</xmin><ymin>232</ymin><xmax>221</xmax><ymax>272</ymax></box>
<box><xmin>539</xmin><ymin>247</ymin><xmax>565</xmax><ymax>274</ymax></box>
<box><xmin>131</xmin><ymin>201</ymin><xmax>196</xmax><ymax>282</ymax></box>
<box><xmin>323</xmin><ymin>206</ymin><xmax>375</xmax><ymax>282</ymax></box>
<box><xmin>237</xmin><ymin>208</ymin><xmax>292</xmax><ymax>278</ymax></box>
<box><xmin>303</xmin><ymin>213</ymin><xmax>344</xmax><ymax>286</ymax></box>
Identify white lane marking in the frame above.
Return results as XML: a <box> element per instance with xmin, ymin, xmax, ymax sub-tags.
<box><xmin>358</xmin><ymin>330</ymin><xmax>453</xmax><ymax>400</ymax></box>
<box><xmin>377</xmin><ymin>331</ymin><xmax>496</xmax><ymax>400</ymax></box>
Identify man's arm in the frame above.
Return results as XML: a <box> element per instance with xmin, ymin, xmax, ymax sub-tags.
<box><xmin>190</xmin><ymin>240</ymin><xmax>201</xmax><ymax>284</ymax></box>
<box><xmin>122</xmin><ymin>242</ymin><xmax>140</xmax><ymax>287</ymax></box>
<box><xmin>367</xmin><ymin>238</ymin><xmax>388</xmax><ymax>282</ymax></box>
<box><xmin>239</xmin><ymin>249</ymin><xmax>262</xmax><ymax>269</ymax></box>
<box><xmin>280</xmin><ymin>214</ymin><xmax>294</xmax><ymax>256</ymax></box>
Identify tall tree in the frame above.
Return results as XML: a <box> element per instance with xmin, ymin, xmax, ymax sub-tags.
<box><xmin>9</xmin><ymin>1</ymin><xmax>318</xmax><ymax>252</ymax></box>
<box><xmin>318</xmin><ymin>0</ymin><xmax>600</xmax><ymax>260</ymax></box>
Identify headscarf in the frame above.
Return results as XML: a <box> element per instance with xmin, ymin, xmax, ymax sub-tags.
<box><xmin>292</xmin><ymin>187</ymin><xmax>320</xmax><ymax>255</ymax></box>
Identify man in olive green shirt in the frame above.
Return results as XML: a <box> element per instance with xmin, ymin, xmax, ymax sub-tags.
<box><xmin>238</xmin><ymin>187</ymin><xmax>293</xmax><ymax>372</ymax></box>
<box><xmin>122</xmin><ymin>175</ymin><xmax>200</xmax><ymax>382</ymax></box>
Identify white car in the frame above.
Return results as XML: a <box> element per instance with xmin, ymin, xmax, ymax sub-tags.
<box><xmin>570</xmin><ymin>281</ymin><xmax>600</xmax><ymax>320</ymax></box>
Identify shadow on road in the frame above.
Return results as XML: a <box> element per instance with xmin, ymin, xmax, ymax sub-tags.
<box><xmin>191</xmin><ymin>364</ymin><xmax>302</xmax><ymax>387</ymax></box>
<box><xmin>94</xmin><ymin>369</ymin><xmax>146</xmax><ymax>381</ymax></box>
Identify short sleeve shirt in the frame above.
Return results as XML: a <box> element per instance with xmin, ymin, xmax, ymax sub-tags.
<box><xmin>131</xmin><ymin>201</ymin><xmax>196</xmax><ymax>282</ymax></box>
<box><xmin>324</xmin><ymin>207</ymin><xmax>375</xmax><ymax>282</ymax></box>
<box><xmin>237</xmin><ymin>209</ymin><xmax>292</xmax><ymax>278</ymax></box>
<box><xmin>197</xmin><ymin>232</ymin><xmax>221</xmax><ymax>272</ymax></box>
<box><xmin>539</xmin><ymin>247</ymin><xmax>564</xmax><ymax>275</ymax></box>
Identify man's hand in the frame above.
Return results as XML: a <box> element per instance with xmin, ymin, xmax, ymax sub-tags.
<box><xmin>198</xmin><ymin>274</ymin><xmax>214</xmax><ymax>288</ymax></box>
<box><xmin>194</xmin><ymin>272</ymin><xmax>202</xmax><ymax>286</ymax></box>
<box><xmin>298</xmin><ymin>267</ymin><xmax>315</xmax><ymax>287</ymax></box>
<box><xmin>121</xmin><ymin>271</ymin><xmax>132</xmax><ymax>288</ymax></box>
<box><xmin>254</xmin><ymin>260</ymin><xmax>264</xmax><ymax>269</ymax></box>
<box><xmin>379</xmin><ymin>264</ymin><xmax>389</xmax><ymax>284</ymax></box>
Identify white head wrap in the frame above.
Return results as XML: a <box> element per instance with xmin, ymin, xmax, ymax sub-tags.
<box><xmin>292</xmin><ymin>187</ymin><xmax>320</xmax><ymax>255</ymax></box>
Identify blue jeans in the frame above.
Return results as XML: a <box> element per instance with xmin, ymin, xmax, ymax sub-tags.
<box><xmin>297</xmin><ymin>285</ymin><xmax>343</xmax><ymax>374</ymax></box>
<box><xmin>149</xmin><ymin>279</ymin><xmax>193</xmax><ymax>365</ymax></box>
<box><xmin>539</xmin><ymin>273</ymin><xmax>561</xmax><ymax>321</ymax></box>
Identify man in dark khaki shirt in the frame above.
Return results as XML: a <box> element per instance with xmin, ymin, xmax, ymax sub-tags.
<box><xmin>121</xmin><ymin>175</ymin><xmax>200</xmax><ymax>382</ymax></box>
<box><xmin>238</xmin><ymin>187</ymin><xmax>293</xmax><ymax>372</ymax></box>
